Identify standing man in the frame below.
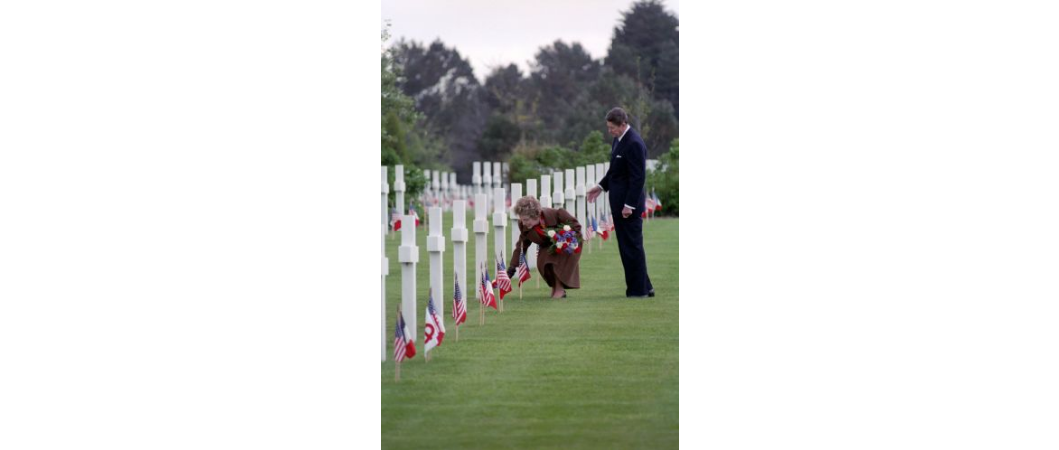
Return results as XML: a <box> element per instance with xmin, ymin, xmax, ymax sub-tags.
<box><xmin>587</xmin><ymin>107</ymin><xmax>655</xmax><ymax>298</ymax></box>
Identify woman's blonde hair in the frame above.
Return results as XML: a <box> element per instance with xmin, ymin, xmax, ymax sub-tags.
<box><xmin>513</xmin><ymin>196</ymin><xmax>542</xmax><ymax>218</ymax></box>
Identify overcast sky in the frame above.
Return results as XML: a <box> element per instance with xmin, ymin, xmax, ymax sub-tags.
<box><xmin>382</xmin><ymin>0</ymin><xmax>679</xmax><ymax>84</ymax></box>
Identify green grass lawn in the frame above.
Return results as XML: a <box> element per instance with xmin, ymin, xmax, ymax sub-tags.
<box><xmin>382</xmin><ymin>212</ymin><xmax>678</xmax><ymax>449</ymax></box>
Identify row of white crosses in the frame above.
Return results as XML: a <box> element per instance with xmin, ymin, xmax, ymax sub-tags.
<box><xmin>382</xmin><ymin>164</ymin><xmax>411</xmax><ymax>360</ymax></box>
<box><xmin>535</xmin><ymin>163</ymin><xmax>611</xmax><ymax>251</ymax></box>
<box><xmin>386</xmin><ymin>160</ymin><xmax>608</xmax><ymax>238</ymax></box>
<box><xmin>554</xmin><ymin>166</ymin><xmax>600</xmax><ymax>237</ymax></box>
<box><xmin>470</xmin><ymin>161</ymin><xmax>506</xmax><ymax>212</ymax></box>
<box><xmin>379</xmin><ymin>165</ymin><xmax>460</xmax><ymax>361</ymax></box>
<box><xmin>381</xmin><ymin>162</ymin><xmax>611</xmax><ymax>361</ymax></box>
<box><xmin>380</xmin><ymin>164</ymin><xmax>412</xmax><ymax>361</ymax></box>
<box><xmin>422</xmin><ymin>170</ymin><xmax>467</xmax><ymax>211</ymax></box>
<box><xmin>382</xmin><ymin>165</ymin><xmax>461</xmax><ymax>362</ymax></box>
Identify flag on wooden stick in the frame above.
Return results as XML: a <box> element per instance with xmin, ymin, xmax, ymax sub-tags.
<box><xmin>424</xmin><ymin>289</ymin><xmax>445</xmax><ymax>356</ymax></box>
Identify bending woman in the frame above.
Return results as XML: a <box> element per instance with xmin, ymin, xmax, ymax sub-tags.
<box><xmin>508</xmin><ymin>196</ymin><xmax>583</xmax><ymax>299</ymax></box>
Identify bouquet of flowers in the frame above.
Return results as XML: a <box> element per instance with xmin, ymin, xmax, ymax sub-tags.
<box><xmin>536</xmin><ymin>223</ymin><xmax>582</xmax><ymax>255</ymax></box>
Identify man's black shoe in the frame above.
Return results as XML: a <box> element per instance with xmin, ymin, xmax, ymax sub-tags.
<box><xmin>627</xmin><ymin>294</ymin><xmax>649</xmax><ymax>298</ymax></box>
<box><xmin>648</xmin><ymin>290</ymin><xmax>655</xmax><ymax>297</ymax></box>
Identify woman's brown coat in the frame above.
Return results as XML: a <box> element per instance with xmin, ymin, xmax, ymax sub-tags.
<box><xmin>509</xmin><ymin>207</ymin><xmax>583</xmax><ymax>289</ymax></box>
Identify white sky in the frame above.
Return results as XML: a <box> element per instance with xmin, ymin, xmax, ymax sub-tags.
<box><xmin>382</xmin><ymin>0</ymin><xmax>679</xmax><ymax>84</ymax></box>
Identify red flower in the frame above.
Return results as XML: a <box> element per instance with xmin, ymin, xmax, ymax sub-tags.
<box><xmin>574</xmin><ymin>246</ymin><xmax>582</xmax><ymax>254</ymax></box>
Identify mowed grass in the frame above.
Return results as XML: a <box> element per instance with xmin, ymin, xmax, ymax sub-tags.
<box><xmin>382</xmin><ymin>211</ymin><xmax>678</xmax><ymax>449</ymax></box>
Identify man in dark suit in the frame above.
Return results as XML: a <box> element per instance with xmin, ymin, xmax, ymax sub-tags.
<box><xmin>587</xmin><ymin>107</ymin><xmax>655</xmax><ymax>298</ymax></box>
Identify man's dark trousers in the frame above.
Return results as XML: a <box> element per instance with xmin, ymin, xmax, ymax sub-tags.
<box><xmin>614</xmin><ymin>213</ymin><xmax>653</xmax><ymax>297</ymax></box>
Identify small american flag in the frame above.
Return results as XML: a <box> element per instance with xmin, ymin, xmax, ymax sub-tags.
<box><xmin>424</xmin><ymin>289</ymin><xmax>445</xmax><ymax>353</ymax></box>
<box><xmin>393</xmin><ymin>310</ymin><xmax>416</xmax><ymax>362</ymax></box>
<box><xmin>452</xmin><ymin>272</ymin><xmax>466</xmax><ymax>325</ymax></box>
<box><xmin>515</xmin><ymin>251</ymin><xmax>531</xmax><ymax>286</ymax></box>
<box><xmin>480</xmin><ymin>266</ymin><xmax>497</xmax><ymax>309</ymax></box>
<box><xmin>494</xmin><ymin>253</ymin><xmax>513</xmax><ymax>300</ymax></box>
<box><xmin>653</xmin><ymin>190</ymin><xmax>663</xmax><ymax>212</ymax></box>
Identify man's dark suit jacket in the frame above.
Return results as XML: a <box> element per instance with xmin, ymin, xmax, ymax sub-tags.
<box><xmin>598</xmin><ymin>127</ymin><xmax>647</xmax><ymax>216</ymax></box>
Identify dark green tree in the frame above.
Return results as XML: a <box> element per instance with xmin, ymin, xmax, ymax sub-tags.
<box><xmin>605</xmin><ymin>0</ymin><xmax>679</xmax><ymax>117</ymax></box>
